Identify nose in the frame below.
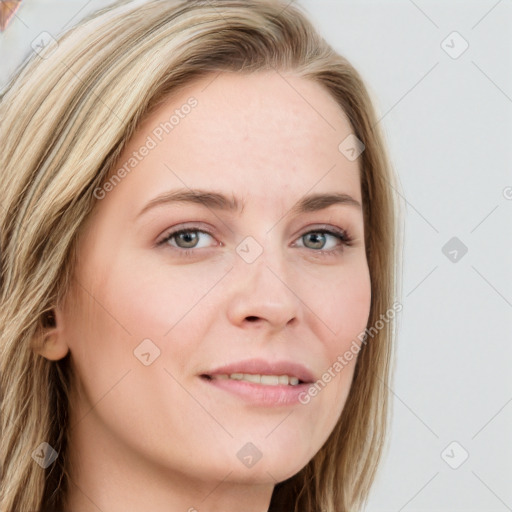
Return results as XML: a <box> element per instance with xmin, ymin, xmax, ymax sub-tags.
<box><xmin>226</xmin><ymin>242</ymin><xmax>301</xmax><ymax>332</ymax></box>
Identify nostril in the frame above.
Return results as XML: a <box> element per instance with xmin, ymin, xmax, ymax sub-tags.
<box><xmin>246</xmin><ymin>316</ymin><xmax>259</xmax><ymax>322</ymax></box>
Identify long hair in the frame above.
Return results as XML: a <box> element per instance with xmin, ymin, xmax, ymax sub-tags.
<box><xmin>0</xmin><ymin>1</ymin><xmax>401</xmax><ymax>510</ymax></box>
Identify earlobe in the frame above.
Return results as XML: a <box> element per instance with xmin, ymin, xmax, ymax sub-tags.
<box><xmin>33</xmin><ymin>309</ymin><xmax>70</xmax><ymax>361</ymax></box>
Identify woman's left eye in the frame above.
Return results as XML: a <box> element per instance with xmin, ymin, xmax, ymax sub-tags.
<box><xmin>157</xmin><ymin>226</ymin><xmax>352</xmax><ymax>257</ymax></box>
<box><xmin>293</xmin><ymin>228</ymin><xmax>352</xmax><ymax>255</ymax></box>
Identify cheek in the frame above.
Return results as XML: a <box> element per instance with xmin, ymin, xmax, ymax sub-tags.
<box><xmin>315</xmin><ymin>266</ymin><xmax>370</xmax><ymax>372</ymax></box>
<box><xmin>65</xmin><ymin>258</ymin><xmax>230</xmax><ymax>412</ymax></box>
<box><xmin>307</xmin><ymin>261</ymin><xmax>372</xmax><ymax>346</ymax></box>
<box><xmin>292</xmin><ymin>260</ymin><xmax>371</xmax><ymax>423</ymax></box>
<box><xmin>62</xmin><ymin>283</ymin><xmax>134</xmax><ymax>404</ymax></box>
<box><xmin>109</xmin><ymin>255</ymin><xmax>229</xmax><ymax>335</ymax></box>
<box><xmin>69</xmin><ymin>254</ymin><xmax>224</xmax><ymax>356</ymax></box>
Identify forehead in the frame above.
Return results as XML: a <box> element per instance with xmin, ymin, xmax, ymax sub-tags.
<box><xmin>99</xmin><ymin>70</ymin><xmax>362</xmax><ymax>217</ymax></box>
<box><xmin>139</xmin><ymin>70</ymin><xmax>355</xmax><ymax>158</ymax></box>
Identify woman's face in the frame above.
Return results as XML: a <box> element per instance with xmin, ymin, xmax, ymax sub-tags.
<box><xmin>58</xmin><ymin>71</ymin><xmax>371</xmax><ymax>491</ymax></box>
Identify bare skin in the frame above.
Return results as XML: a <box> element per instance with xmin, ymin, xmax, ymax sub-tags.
<box><xmin>38</xmin><ymin>70</ymin><xmax>371</xmax><ymax>512</ymax></box>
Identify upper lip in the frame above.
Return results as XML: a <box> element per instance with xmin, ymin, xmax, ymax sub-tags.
<box><xmin>202</xmin><ymin>358</ymin><xmax>316</xmax><ymax>384</ymax></box>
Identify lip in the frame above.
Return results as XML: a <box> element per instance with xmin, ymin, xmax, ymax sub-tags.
<box><xmin>199</xmin><ymin>358</ymin><xmax>316</xmax><ymax>407</ymax></box>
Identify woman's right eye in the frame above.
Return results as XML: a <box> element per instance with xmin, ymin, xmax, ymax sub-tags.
<box><xmin>157</xmin><ymin>227</ymin><xmax>216</xmax><ymax>253</ymax></box>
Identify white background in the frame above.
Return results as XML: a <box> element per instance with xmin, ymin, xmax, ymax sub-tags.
<box><xmin>1</xmin><ymin>1</ymin><xmax>511</xmax><ymax>511</ymax></box>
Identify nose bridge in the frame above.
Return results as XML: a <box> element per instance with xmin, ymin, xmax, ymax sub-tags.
<box><xmin>228</xmin><ymin>228</ymin><xmax>301</xmax><ymax>327</ymax></box>
<box><xmin>236</xmin><ymin>222</ymin><xmax>289</xmax><ymax>284</ymax></box>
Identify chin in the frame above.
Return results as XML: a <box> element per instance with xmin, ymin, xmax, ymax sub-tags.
<box><xmin>224</xmin><ymin>451</ymin><xmax>311</xmax><ymax>485</ymax></box>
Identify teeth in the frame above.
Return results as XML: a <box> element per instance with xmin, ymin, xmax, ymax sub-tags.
<box><xmin>212</xmin><ymin>373</ymin><xmax>301</xmax><ymax>385</ymax></box>
<box><xmin>244</xmin><ymin>374</ymin><xmax>260</xmax><ymax>383</ymax></box>
<box><xmin>278</xmin><ymin>375</ymin><xmax>289</xmax><ymax>385</ymax></box>
<box><xmin>261</xmin><ymin>375</ymin><xmax>279</xmax><ymax>385</ymax></box>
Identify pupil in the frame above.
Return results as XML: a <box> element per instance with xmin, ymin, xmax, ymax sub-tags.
<box><xmin>306</xmin><ymin>232</ymin><xmax>324</xmax><ymax>249</ymax></box>
<box><xmin>180</xmin><ymin>232</ymin><xmax>197</xmax><ymax>248</ymax></box>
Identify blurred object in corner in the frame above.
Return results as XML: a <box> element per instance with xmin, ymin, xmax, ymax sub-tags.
<box><xmin>0</xmin><ymin>0</ymin><xmax>23</xmax><ymax>32</ymax></box>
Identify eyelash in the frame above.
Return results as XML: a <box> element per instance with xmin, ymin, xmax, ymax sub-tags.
<box><xmin>157</xmin><ymin>225</ymin><xmax>354</xmax><ymax>259</ymax></box>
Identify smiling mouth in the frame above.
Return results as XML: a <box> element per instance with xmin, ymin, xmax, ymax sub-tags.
<box><xmin>200</xmin><ymin>373</ymin><xmax>306</xmax><ymax>386</ymax></box>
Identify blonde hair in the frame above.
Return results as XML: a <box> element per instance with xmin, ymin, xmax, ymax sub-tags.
<box><xmin>0</xmin><ymin>1</ymin><xmax>401</xmax><ymax>510</ymax></box>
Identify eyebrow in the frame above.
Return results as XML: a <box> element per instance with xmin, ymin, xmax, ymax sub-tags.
<box><xmin>136</xmin><ymin>188</ymin><xmax>361</xmax><ymax>219</ymax></box>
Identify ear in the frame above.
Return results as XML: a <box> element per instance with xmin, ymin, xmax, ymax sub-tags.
<box><xmin>33</xmin><ymin>308</ymin><xmax>70</xmax><ymax>361</ymax></box>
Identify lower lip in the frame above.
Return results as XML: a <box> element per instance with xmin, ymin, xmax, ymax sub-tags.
<box><xmin>200</xmin><ymin>376</ymin><xmax>311</xmax><ymax>407</ymax></box>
